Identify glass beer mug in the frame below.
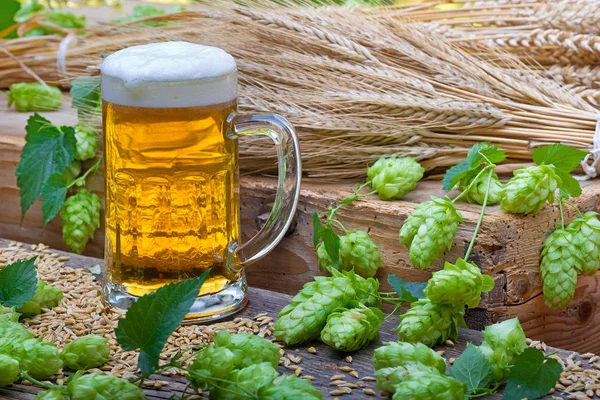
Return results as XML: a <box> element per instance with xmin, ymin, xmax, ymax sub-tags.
<box><xmin>100</xmin><ymin>42</ymin><xmax>301</xmax><ymax>321</ymax></box>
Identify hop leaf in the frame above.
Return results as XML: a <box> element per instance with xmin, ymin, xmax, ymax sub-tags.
<box><xmin>375</xmin><ymin>363</ymin><xmax>439</xmax><ymax>393</ymax></box>
<box><xmin>396</xmin><ymin>298</ymin><xmax>466</xmax><ymax>347</ymax></box>
<box><xmin>501</xmin><ymin>165</ymin><xmax>560</xmax><ymax>214</ymax></box>
<box><xmin>567</xmin><ymin>212</ymin><xmax>600</xmax><ymax>276</ymax></box>
<box><xmin>258</xmin><ymin>375</ymin><xmax>323</xmax><ymax>400</ymax></box>
<box><xmin>424</xmin><ymin>258</ymin><xmax>494</xmax><ymax>308</ymax></box>
<box><xmin>540</xmin><ymin>228</ymin><xmax>584</xmax><ymax>309</ymax></box>
<box><xmin>392</xmin><ymin>373</ymin><xmax>467</xmax><ymax>400</ymax></box>
<box><xmin>7</xmin><ymin>83</ymin><xmax>63</xmax><ymax>112</ymax></box>
<box><xmin>399</xmin><ymin>196</ymin><xmax>463</xmax><ymax>269</ymax></box>
<box><xmin>316</xmin><ymin>242</ymin><xmax>335</xmax><ymax>273</ymax></box>
<box><xmin>67</xmin><ymin>372</ymin><xmax>144</xmax><ymax>400</ymax></box>
<box><xmin>0</xmin><ymin>354</ymin><xmax>20</xmax><ymax>387</ymax></box>
<box><xmin>338</xmin><ymin>230</ymin><xmax>383</xmax><ymax>277</ymax></box>
<box><xmin>479</xmin><ymin>318</ymin><xmax>527</xmax><ymax>382</ymax></box>
<box><xmin>321</xmin><ymin>306</ymin><xmax>384</xmax><ymax>352</ymax></box>
<box><xmin>368</xmin><ymin>157</ymin><xmax>424</xmax><ymax>200</ymax></box>
<box><xmin>17</xmin><ymin>280</ymin><xmax>63</xmax><ymax>317</ymax></box>
<box><xmin>460</xmin><ymin>172</ymin><xmax>504</xmax><ymax>205</ymax></box>
<box><xmin>60</xmin><ymin>334</ymin><xmax>110</xmax><ymax>371</ymax></box>
<box><xmin>74</xmin><ymin>123</ymin><xmax>98</xmax><ymax>161</ymax></box>
<box><xmin>60</xmin><ymin>188</ymin><xmax>101</xmax><ymax>254</ymax></box>
<box><xmin>373</xmin><ymin>341</ymin><xmax>447</xmax><ymax>374</ymax></box>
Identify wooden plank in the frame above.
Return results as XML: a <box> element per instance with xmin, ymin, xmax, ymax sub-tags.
<box><xmin>0</xmin><ymin>238</ymin><xmax>579</xmax><ymax>399</ymax></box>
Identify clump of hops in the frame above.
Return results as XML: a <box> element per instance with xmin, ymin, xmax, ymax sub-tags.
<box><xmin>399</xmin><ymin>196</ymin><xmax>463</xmax><ymax>269</ymax></box>
<box><xmin>368</xmin><ymin>157</ymin><xmax>424</xmax><ymax>200</ymax></box>
<box><xmin>60</xmin><ymin>188</ymin><xmax>101</xmax><ymax>254</ymax></box>
<box><xmin>501</xmin><ymin>165</ymin><xmax>560</xmax><ymax>214</ymax></box>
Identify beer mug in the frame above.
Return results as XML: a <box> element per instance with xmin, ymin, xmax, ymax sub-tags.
<box><xmin>100</xmin><ymin>42</ymin><xmax>301</xmax><ymax>321</ymax></box>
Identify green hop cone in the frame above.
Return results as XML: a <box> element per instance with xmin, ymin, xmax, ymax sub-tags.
<box><xmin>18</xmin><ymin>280</ymin><xmax>64</xmax><ymax>317</ymax></box>
<box><xmin>334</xmin><ymin>269</ymin><xmax>381</xmax><ymax>308</ymax></box>
<box><xmin>60</xmin><ymin>189</ymin><xmax>101</xmax><ymax>254</ymax></box>
<box><xmin>274</xmin><ymin>275</ymin><xmax>356</xmax><ymax>345</ymax></box>
<box><xmin>424</xmin><ymin>258</ymin><xmax>495</xmax><ymax>308</ymax></box>
<box><xmin>372</xmin><ymin>341</ymin><xmax>446</xmax><ymax>374</ymax></box>
<box><xmin>187</xmin><ymin>345</ymin><xmax>235</xmax><ymax>390</ymax></box>
<box><xmin>375</xmin><ymin>364</ymin><xmax>439</xmax><ymax>393</ymax></box>
<box><xmin>396</xmin><ymin>299</ymin><xmax>466</xmax><ymax>348</ymax></box>
<box><xmin>35</xmin><ymin>389</ymin><xmax>66</xmax><ymax>400</ymax></box>
<box><xmin>64</xmin><ymin>161</ymin><xmax>82</xmax><ymax>186</ymax></box>
<box><xmin>316</xmin><ymin>242</ymin><xmax>335</xmax><ymax>273</ymax></box>
<box><xmin>258</xmin><ymin>375</ymin><xmax>323</xmax><ymax>400</ymax></box>
<box><xmin>74</xmin><ymin>123</ymin><xmax>98</xmax><ymax>161</ymax></box>
<box><xmin>399</xmin><ymin>196</ymin><xmax>463</xmax><ymax>269</ymax></box>
<box><xmin>0</xmin><ymin>354</ymin><xmax>20</xmax><ymax>386</ymax></box>
<box><xmin>338</xmin><ymin>230</ymin><xmax>383</xmax><ymax>277</ymax></box>
<box><xmin>210</xmin><ymin>362</ymin><xmax>279</xmax><ymax>400</ymax></box>
<box><xmin>479</xmin><ymin>318</ymin><xmax>527</xmax><ymax>382</ymax></box>
<box><xmin>7</xmin><ymin>83</ymin><xmax>63</xmax><ymax>112</ymax></box>
<box><xmin>0</xmin><ymin>319</ymin><xmax>33</xmax><ymax>341</ymax></box>
<box><xmin>369</xmin><ymin>157</ymin><xmax>424</xmax><ymax>200</ymax></box>
<box><xmin>68</xmin><ymin>372</ymin><xmax>144</xmax><ymax>400</ymax></box>
<box><xmin>501</xmin><ymin>165</ymin><xmax>560</xmax><ymax>214</ymax></box>
<box><xmin>460</xmin><ymin>172</ymin><xmax>503</xmax><ymax>205</ymax></box>
<box><xmin>568</xmin><ymin>212</ymin><xmax>600</xmax><ymax>276</ymax></box>
<box><xmin>540</xmin><ymin>227</ymin><xmax>584</xmax><ymax>310</ymax></box>
<box><xmin>392</xmin><ymin>373</ymin><xmax>467</xmax><ymax>400</ymax></box>
<box><xmin>60</xmin><ymin>334</ymin><xmax>110</xmax><ymax>370</ymax></box>
<box><xmin>321</xmin><ymin>306</ymin><xmax>384</xmax><ymax>352</ymax></box>
<box><xmin>0</xmin><ymin>307</ymin><xmax>21</xmax><ymax>323</ymax></box>
<box><xmin>212</xmin><ymin>330</ymin><xmax>280</xmax><ymax>369</ymax></box>
<box><xmin>8</xmin><ymin>338</ymin><xmax>63</xmax><ymax>379</ymax></box>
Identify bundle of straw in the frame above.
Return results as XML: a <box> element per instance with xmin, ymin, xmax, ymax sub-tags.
<box><xmin>0</xmin><ymin>2</ymin><xmax>598</xmax><ymax>179</ymax></box>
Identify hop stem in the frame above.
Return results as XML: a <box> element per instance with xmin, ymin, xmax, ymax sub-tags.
<box><xmin>20</xmin><ymin>372</ymin><xmax>62</xmax><ymax>390</ymax></box>
<box><xmin>67</xmin><ymin>155</ymin><xmax>102</xmax><ymax>189</ymax></box>
<box><xmin>464</xmin><ymin>168</ymin><xmax>494</xmax><ymax>260</ymax></box>
<box><xmin>559</xmin><ymin>200</ymin><xmax>565</xmax><ymax>230</ymax></box>
<box><xmin>562</xmin><ymin>200</ymin><xmax>583</xmax><ymax>217</ymax></box>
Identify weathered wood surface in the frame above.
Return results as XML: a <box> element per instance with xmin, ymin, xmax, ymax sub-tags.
<box><xmin>0</xmin><ymin>238</ymin><xmax>579</xmax><ymax>399</ymax></box>
<box><xmin>3</xmin><ymin>95</ymin><xmax>600</xmax><ymax>353</ymax></box>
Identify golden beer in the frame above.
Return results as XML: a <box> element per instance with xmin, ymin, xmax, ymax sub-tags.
<box><xmin>101</xmin><ymin>42</ymin><xmax>301</xmax><ymax>321</ymax></box>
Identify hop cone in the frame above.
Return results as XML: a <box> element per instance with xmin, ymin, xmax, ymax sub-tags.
<box><xmin>68</xmin><ymin>372</ymin><xmax>144</xmax><ymax>400</ymax></box>
<box><xmin>10</xmin><ymin>338</ymin><xmax>63</xmax><ymax>379</ymax></box>
<box><xmin>63</xmin><ymin>161</ymin><xmax>82</xmax><ymax>185</ymax></box>
<box><xmin>316</xmin><ymin>242</ymin><xmax>334</xmax><ymax>273</ymax></box>
<box><xmin>60</xmin><ymin>334</ymin><xmax>110</xmax><ymax>370</ymax></box>
<box><xmin>321</xmin><ymin>306</ymin><xmax>384</xmax><ymax>352</ymax></box>
<box><xmin>568</xmin><ymin>212</ymin><xmax>600</xmax><ymax>276</ymax></box>
<box><xmin>399</xmin><ymin>197</ymin><xmax>463</xmax><ymax>269</ymax></box>
<box><xmin>372</xmin><ymin>341</ymin><xmax>446</xmax><ymax>374</ymax></box>
<box><xmin>369</xmin><ymin>157</ymin><xmax>424</xmax><ymax>200</ymax></box>
<box><xmin>0</xmin><ymin>320</ymin><xmax>33</xmax><ymax>341</ymax></box>
<box><xmin>258</xmin><ymin>375</ymin><xmax>323</xmax><ymax>400</ymax></box>
<box><xmin>60</xmin><ymin>189</ymin><xmax>101</xmax><ymax>254</ymax></box>
<box><xmin>396</xmin><ymin>299</ymin><xmax>466</xmax><ymax>348</ymax></box>
<box><xmin>501</xmin><ymin>165</ymin><xmax>560</xmax><ymax>214</ymax></box>
<box><xmin>392</xmin><ymin>373</ymin><xmax>467</xmax><ymax>400</ymax></box>
<box><xmin>461</xmin><ymin>172</ymin><xmax>503</xmax><ymax>205</ymax></box>
<box><xmin>0</xmin><ymin>354</ymin><xmax>20</xmax><ymax>386</ymax></box>
<box><xmin>35</xmin><ymin>389</ymin><xmax>66</xmax><ymax>400</ymax></box>
<box><xmin>74</xmin><ymin>123</ymin><xmax>98</xmax><ymax>161</ymax></box>
<box><xmin>479</xmin><ymin>318</ymin><xmax>527</xmax><ymax>382</ymax></box>
<box><xmin>333</xmin><ymin>269</ymin><xmax>381</xmax><ymax>308</ymax></box>
<box><xmin>375</xmin><ymin>364</ymin><xmax>440</xmax><ymax>393</ymax></box>
<box><xmin>7</xmin><ymin>82</ymin><xmax>63</xmax><ymax>112</ymax></box>
<box><xmin>424</xmin><ymin>258</ymin><xmax>495</xmax><ymax>308</ymax></box>
<box><xmin>212</xmin><ymin>330</ymin><xmax>280</xmax><ymax>369</ymax></box>
<box><xmin>274</xmin><ymin>275</ymin><xmax>356</xmax><ymax>345</ymax></box>
<box><xmin>187</xmin><ymin>345</ymin><xmax>235</xmax><ymax>390</ymax></box>
<box><xmin>540</xmin><ymin>228</ymin><xmax>584</xmax><ymax>309</ymax></box>
<box><xmin>338</xmin><ymin>230</ymin><xmax>383</xmax><ymax>277</ymax></box>
<box><xmin>18</xmin><ymin>280</ymin><xmax>64</xmax><ymax>317</ymax></box>
<box><xmin>210</xmin><ymin>362</ymin><xmax>279</xmax><ymax>400</ymax></box>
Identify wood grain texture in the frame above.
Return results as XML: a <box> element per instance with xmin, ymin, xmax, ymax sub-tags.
<box><xmin>0</xmin><ymin>238</ymin><xmax>575</xmax><ymax>399</ymax></box>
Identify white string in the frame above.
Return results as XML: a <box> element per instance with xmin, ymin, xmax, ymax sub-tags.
<box><xmin>577</xmin><ymin>114</ymin><xmax>600</xmax><ymax>181</ymax></box>
<box><xmin>56</xmin><ymin>33</ymin><xmax>75</xmax><ymax>77</ymax></box>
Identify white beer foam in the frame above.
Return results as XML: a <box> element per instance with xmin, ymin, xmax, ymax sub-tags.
<box><xmin>101</xmin><ymin>42</ymin><xmax>237</xmax><ymax>108</ymax></box>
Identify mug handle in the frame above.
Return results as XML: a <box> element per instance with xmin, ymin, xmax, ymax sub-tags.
<box><xmin>225</xmin><ymin>113</ymin><xmax>302</xmax><ymax>276</ymax></box>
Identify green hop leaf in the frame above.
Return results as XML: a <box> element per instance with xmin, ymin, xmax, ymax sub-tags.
<box><xmin>540</xmin><ymin>228</ymin><xmax>584</xmax><ymax>309</ymax></box>
<box><xmin>388</xmin><ymin>274</ymin><xmax>426</xmax><ymax>303</ymax></box>
<box><xmin>396</xmin><ymin>298</ymin><xmax>466</xmax><ymax>348</ymax></box>
<box><xmin>70</xmin><ymin>77</ymin><xmax>101</xmax><ymax>123</ymax></box>
<box><xmin>443</xmin><ymin>142</ymin><xmax>505</xmax><ymax>192</ymax></box>
<box><xmin>312</xmin><ymin>211</ymin><xmax>322</xmax><ymax>247</ymax></box>
<box><xmin>321</xmin><ymin>305</ymin><xmax>384</xmax><ymax>352</ymax></box>
<box><xmin>568</xmin><ymin>212</ymin><xmax>600</xmax><ymax>276</ymax></box>
<box><xmin>501</xmin><ymin>165</ymin><xmax>560</xmax><ymax>214</ymax></box>
<box><xmin>375</xmin><ymin>363</ymin><xmax>439</xmax><ymax>393</ymax></box>
<box><xmin>399</xmin><ymin>196</ymin><xmax>463</xmax><ymax>269</ymax></box>
<box><xmin>0</xmin><ymin>256</ymin><xmax>38</xmax><ymax>308</ymax></box>
<box><xmin>319</xmin><ymin>225</ymin><xmax>340</xmax><ymax>268</ymax></box>
<box><xmin>17</xmin><ymin>114</ymin><xmax>76</xmax><ymax>220</ymax></box>
<box><xmin>368</xmin><ymin>157</ymin><xmax>424</xmax><ymax>200</ymax></box>
<box><xmin>7</xmin><ymin>83</ymin><xmax>63</xmax><ymax>112</ymax></box>
<box><xmin>479</xmin><ymin>318</ymin><xmax>528</xmax><ymax>382</ymax></box>
<box><xmin>424</xmin><ymin>258</ymin><xmax>494</xmax><ymax>309</ymax></box>
<box><xmin>60</xmin><ymin>334</ymin><xmax>110</xmax><ymax>371</ymax></box>
<box><xmin>60</xmin><ymin>188</ymin><xmax>101</xmax><ymax>254</ymax></box>
<box><xmin>449</xmin><ymin>343</ymin><xmax>492</xmax><ymax>391</ymax></box>
<box><xmin>42</xmin><ymin>174</ymin><xmax>68</xmax><ymax>226</ymax></box>
<box><xmin>258</xmin><ymin>374</ymin><xmax>323</xmax><ymax>400</ymax></box>
<box><xmin>533</xmin><ymin>144</ymin><xmax>588</xmax><ymax>173</ymax></box>
<box><xmin>22</xmin><ymin>10</ymin><xmax>85</xmax><ymax>37</ymax></box>
<box><xmin>212</xmin><ymin>330</ymin><xmax>280</xmax><ymax>369</ymax></box>
<box><xmin>503</xmin><ymin>348</ymin><xmax>562</xmax><ymax>400</ymax></box>
<box><xmin>17</xmin><ymin>280</ymin><xmax>63</xmax><ymax>317</ymax></box>
<box><xmin>115</xmin><ymin>276</ymin><xmax>208</xmax><ymax>374</ymax></box>
<box><xmin>316</xmin><ymin>242</ymin><xmax>335</xmax><ymax>273</ymax></box>
<box><xmin>74</xmin><ymin>123</ymin><xmax>98</xmax><ymax>161</ymax></box>
<box><xmin>68</xmin><ymin>372</ymin><xmax>144</xmax><ymax>400</ymax></box>
<box><xmin>0</xmin><ymin>354</ymin><xmax>20</xmax><ymax>386</ymax></box>
<box><xmin>34</xmin><ymin>388</ymin><xmax>66</xmax><ymax>400</ymax></box>
<box><xmin>0</xmin><ymin>0</ymin><xmax>20</xmax><ymax>38</ymax></box>
<box><xmin>373</xmin><ymin>341</ymin><xmax>447</xmax><ymax>374</ymax></box>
